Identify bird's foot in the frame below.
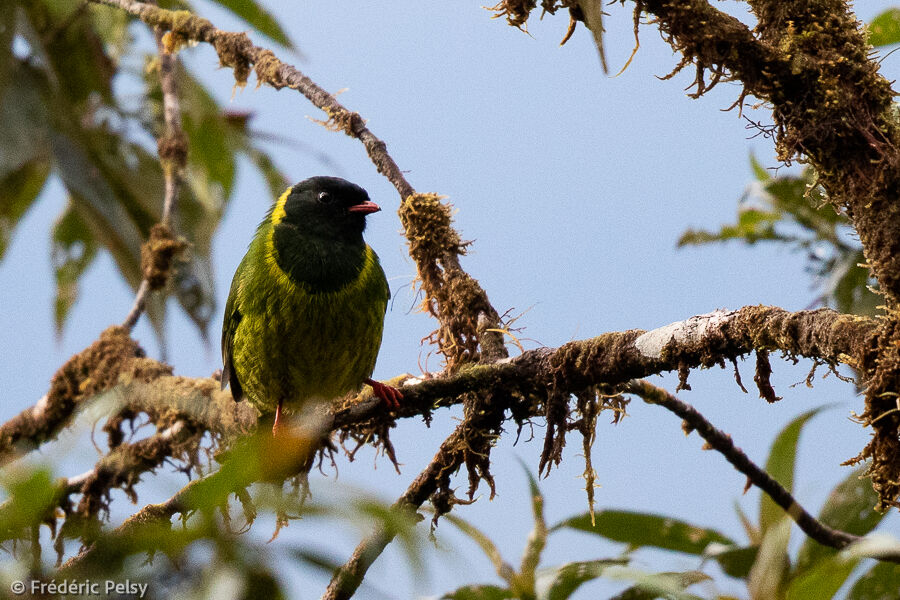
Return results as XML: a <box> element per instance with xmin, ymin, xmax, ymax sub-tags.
<box><xmin>365</xmin><ymin>378</ymin><xmax>403</xmax><ymax>409</ymax></box>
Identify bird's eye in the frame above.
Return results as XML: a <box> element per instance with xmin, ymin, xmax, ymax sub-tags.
<box><xmin>317</xmin><ymin>191</ymin><xmax>333</xmax><ymax>204</ymax></box>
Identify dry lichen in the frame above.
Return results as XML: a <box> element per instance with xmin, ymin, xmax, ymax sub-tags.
<box><xmin>140</xmin><ymin>223</ymin><xmax>188</xmax><ymax>290</ymax></box>
<box><xmin>399</xmin><ymin>193</ymin><xmax>494</xmax><ymax>370</ymax></box>
<box><xmin>156</xmin><ymin>130</ymin><xmax>188</xmax><ymax>171</ymax></box>
<box><xmin>847</xmin><ymin>313</ymin><xmax>900</xmax><ymax>509</ymax></box>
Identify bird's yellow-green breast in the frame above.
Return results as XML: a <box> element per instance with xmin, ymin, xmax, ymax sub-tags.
<box><xmin>221</xmin><ymin>177</ymin><xmax>390</xmax><ymax>415</ymax></box>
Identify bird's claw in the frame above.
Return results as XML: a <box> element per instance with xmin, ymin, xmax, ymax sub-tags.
<box><xmin>365</xmin><ymin>378</ymin><xmax>403</xmax><ymax>409</ymax></box>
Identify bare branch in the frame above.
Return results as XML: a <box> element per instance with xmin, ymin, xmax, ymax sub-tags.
<box><xmin>626</xmin><ymin>379</ymin><xmax>899</xmax><ymax>561</ymax></box>
<box><xmin>122</xmin><ymin>17</ymin><xmax>188</xmax><ymax>330</ymax></box>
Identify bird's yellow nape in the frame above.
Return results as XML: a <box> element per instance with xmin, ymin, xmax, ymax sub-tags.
<box><xmin>270</xmin><ymin>187</ymin><xmax>292</xmax><ymax>225</ymax></box>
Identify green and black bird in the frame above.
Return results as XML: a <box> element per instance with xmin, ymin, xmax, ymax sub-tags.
<box><xmin>221</xmin><ymin>176</ymin><xmax>401</xmax><ymax>433</ymax></box>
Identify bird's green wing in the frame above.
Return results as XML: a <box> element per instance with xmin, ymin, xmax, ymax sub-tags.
<box><xmin>221</xmin><ymin>272</ymin><xmax>244</xmax><ymax>402</ymax></box>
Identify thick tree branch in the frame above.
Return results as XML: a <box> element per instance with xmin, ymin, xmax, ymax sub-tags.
<box><xmin>638</xmin><ymin>0</ymin><xmax>900</xmax><ymax>307</ymax></box>
<box><xmin>54</xmin><ymin>310</ymin><xmax>894</xmax><ymax>588</ymax></box>
<box><xmin>0</xmin><ymin>306</ymin><xmax>875</xmax><ymax>468</ymax></box>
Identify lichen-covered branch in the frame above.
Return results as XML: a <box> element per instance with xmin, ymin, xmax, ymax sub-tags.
<box><xmin>632</xmin><ymin>0</ymin><xmax>900</xmax><ymax>512</ymax></box>
<box><xmin>0</xmin><ymin>304</ymin><xmax>878</xmax><ymax>585</ymax></box>
<box><xmin>0</xmin><ymin>306</ymin><xmax>875</xmax><ymax>469</ymax></box>
<box><xmin>0</xmin><ymin>327</ymin><xmax>171</xmax><ymax>467</ymax></box>
<box><xmin>494</xmin><ymin>0</ymin><xmax>900</xmax><ymax>513</ymax></box>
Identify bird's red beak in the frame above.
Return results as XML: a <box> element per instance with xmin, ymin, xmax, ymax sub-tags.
<box><xmin>347</xmin><ymin>201</ymin><xmax>381</xmax><ymax>215</ymax></box>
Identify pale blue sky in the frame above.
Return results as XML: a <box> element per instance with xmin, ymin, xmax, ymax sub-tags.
<box><xmin>1</xmin><ymin>2</ymin><xmax>898</xmax><ymax>598</ymax></box>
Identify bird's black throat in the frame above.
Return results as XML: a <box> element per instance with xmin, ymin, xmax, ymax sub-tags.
<box><xmin>272</xmin><ymin>223</ymin><xmax>367</xmax><ymax>293</ymax></box>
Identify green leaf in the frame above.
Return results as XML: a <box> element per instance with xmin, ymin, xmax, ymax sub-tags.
<box><xmin>868</xmin><ymin>9</ymin><xmax>900</xmax><ymax>47</ymax></box>
<box><xmin>0</xmin><ymin>159</ymin><xmax>50</xmax><ymax>260</ymax></box>
<box><xmin>760</xmin><ymin>408</ymin><xmax>827</xmax><ymax>536</ymax></box>
<box><xmin>166</xmin><ymin>65</ymin><xmax>237</xmax><ymax>199</ymax></box>
<box><xmin>210</xmin><ymin>0</ymin><xmax>295</xmax><ymax>48</ymax></box>
<box><xmin>677</xmin><ymin>209</ymin><xmax>781</xmax><ymax>247</ymax></box>
<box><xmin>22</xmin><ymin>1</ymin><xmax>115</xmax><ymax>106</ymax></box>
<box><xmin>750</xmin><ymin>154</ymin><xmax>772</xmax><ymax>182</ymax></box>
<box><xmin>519</xmin><ymin>461</ymin><xmax>547</xmax><ymax>584</ymax></box>
<box><xmin>52</xmin><ymin>202</ymin><xmax>99</xmax><ymax>333</ymax></box>
<box><xmin>734</xmin><ymin>499</ymin><xmax>760</xmax><ymax>545</ymax></box>
<box><xmin>441</xmin><ymin>585</ymin><xmax>516</xmax><ymax>600</ymax></box>
<box><xmin>747</xmin><ymin>518</ymin><xmax>791</xmax><ymax>600</ymax></box>
<box><xmin>827</xmin><ymin>249</ymin><xmax>880</xmax><ymax>316</ymax></box>
<box><xmin>601</xmin><ymin>568</ymin><xmax>709</xmax><ymax>600</ymax></box>
<box><xmin>0</xmin><ymin>64</ymin><xmax>51</xmax><ymax>178</ymax></box>
<box><xmin>0</xmin><ymin>467</ymin><xmax>61</xmax><ymax>541</ymax></box>
<box><xmin>88</xmin><ymin>1</ymin><xmax>132</xmax><ymax>62</ymax></box>
<box><xmin>708</xmin><ymin>544</ymin><xmax>759</xmax><ymax>579</ymax></box>
<box><xmin>785</xmin><ymin>554</ymin><xmax>857</xmax><ymax>600</ymax></box>
<box><xmin>246</xmin><ymin>145</ymin><xmax>291</xmax><ymax>199</ymax></box>
<box><xmin>840</xmin><ymin>533</ymin><xmax>900</xmax><ymax>561</ymax></box>
<box><xmin>765</xmin><ymin>172</ymin><xmax>838</xmax><ymax>240</ymax></box>
<box><xmin>49</xmin><ymin>131</ymin><xmax>169</xmax><ymax>344</ymax></box>
<box><xmin>535</xmin><ymin>559</ymin><xmax>629</xmax><ymax>600</ymax></box>
<box><xmin>443</xmin><ymin>513</ymin><xmax>516</xmax><ymax>585</ymax></box>
<box><xmin>50</xmin><ymin>134</ymin><xmax>145</xmax><ymax>272</ymax></box>
<box><xmin>847</xmin><ymin>561</ymin><xmax>900</xmax><ymax>599</ymax></box>
<box><xmin>354</xmin><ymin>498</ymin><xmax>424</xmax><ymax>576</ymax></box>
<box><xmin>794</xmin><ymin>465</ymin><xmax>884</xmax><ymax>575</ymax></box>
<box><xmin>555</xmin><ymin>509</ymin><xmax>735</xmax><ymax>555</ymax></box>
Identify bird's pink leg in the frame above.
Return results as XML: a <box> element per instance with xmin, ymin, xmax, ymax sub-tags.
<box><xmin>365</xmin><ymin>378</ymin><xmax>403</xmax><ymax>409</ymax></box>
<box><xmin>272</xmin><ymin>400</ymin><xmax>284</xmax><ymax>436</ymax></box>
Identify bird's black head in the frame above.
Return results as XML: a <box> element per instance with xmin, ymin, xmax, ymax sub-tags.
<box><xmin>271</xmin><ymin>177</ymin><xmax>380</xmax><ymax>291</ymax></box>
<box><xmin>277</xmin><ymin>176</ymin><xmax>380</xmax><ymax>242</ymax></box>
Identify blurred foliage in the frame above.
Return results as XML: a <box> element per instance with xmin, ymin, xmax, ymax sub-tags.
<box><xmin>868</xmin><ymin>8</ymin><xmax>900</xmax><ymax>47</ymax></box>
<box><xmin>0</xmin><ymin>0</ymin><xmax>291</xmax><ymax>344</ymax></box>
<box><xmin>678</xmin><ymin>156</ymin><xmax>880</xmax><ymax>316</ymax></box>
<box><xmin>0</xmin><ymin>427</ymin><xmax>423</xmax><ymax>600</ymax></box>
<box><xmin>437</xmin><ymin>465</ymin><xmax>710</xmax><ymax>600</ymax></box>
<box><xmin>439</xmin><ymin>411</ymin><xmax>898</xmax><ymax>600</ymax></box>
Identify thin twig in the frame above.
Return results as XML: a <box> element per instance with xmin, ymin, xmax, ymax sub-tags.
<box><xmin>121</xmin><ymin>20</ymin><xmax>185</xmax><ymax>330</ymax></box>
<box><xmin>625</xmin><ymin>379</ymin><xmax>898</xmax><ymax>560</ymax></box>
<box><xmin>64</xmin><ymin>420</ymin><xmax>193</xmax><ymax>495</ymax></box>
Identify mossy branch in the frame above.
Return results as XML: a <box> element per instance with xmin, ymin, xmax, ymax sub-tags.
<box><xmin>632</xmin><ymin>0</ymin><xmax>900</xmax><ymax>512</ymax></box>
<box><xmin>0</xmin><ymin>305</ymin><xmax>875</xmax><ymax>468</ymax></box>
<box><xmin>496</xmin><ymin>0</ymin><xmax>900</xmax><ymax>514</ymax></box>
<box><xmin>43</xmin><ymin>303</ymin><xmax>893</xmax><ymax>587</ymax></box>
<box><xmin>2</xmin><ymin>305</ymin><xmax>886</xmax><ymax>581</ymax></box>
